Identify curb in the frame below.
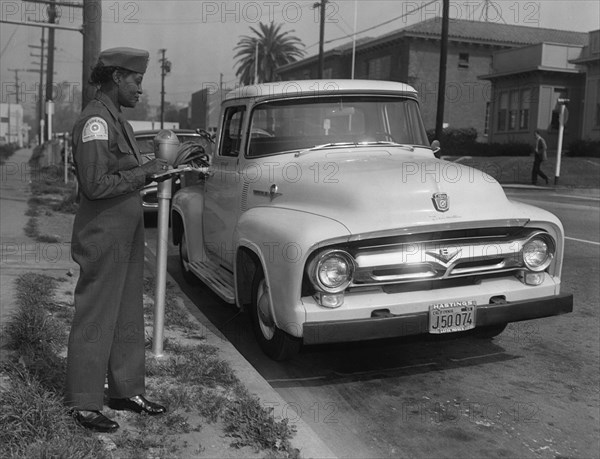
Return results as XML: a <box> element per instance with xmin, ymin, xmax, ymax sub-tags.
<box><xmin>143</xmin><ymin>243</ymin><xmax>337</xmax><ymax>459</ymax></box>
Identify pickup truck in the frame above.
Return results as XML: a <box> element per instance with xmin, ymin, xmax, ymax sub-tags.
<box><xmin>171</xmin><ymin>79</ymin><xmax>573</xmax><ymax>360</ymax></box>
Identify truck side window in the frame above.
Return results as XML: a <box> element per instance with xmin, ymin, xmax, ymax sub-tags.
<box><xmin>221</xmin><ymin>106</ymin><xmax>246</xmax><ymax>157</ymax></box>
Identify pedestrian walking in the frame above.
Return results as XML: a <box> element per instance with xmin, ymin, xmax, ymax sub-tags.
<box><xmin>532</xmin><ymin>130</ymin><xmax>550</xmax><ymax>185</ymax></box>
<box><xmin>66</xmin><ymin>47</ymin><xmax>168</xmax><ymax>433</ymax></box>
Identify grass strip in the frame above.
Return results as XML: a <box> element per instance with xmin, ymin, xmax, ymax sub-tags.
<box><xmin>2</xmin><ymin>271</ymin><xmax>300</xmax><ymax>457</ymax></box>
<box><xmin>0</xmin><ymin>273</ymin><xmax>108</xmax><ymax>458</ymax></box>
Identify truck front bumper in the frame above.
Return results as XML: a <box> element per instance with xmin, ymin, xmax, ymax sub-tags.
<box><xmin>302</xmin><ymin>293</ymin><xmax>573</xmax><ymax>345</ymax></box>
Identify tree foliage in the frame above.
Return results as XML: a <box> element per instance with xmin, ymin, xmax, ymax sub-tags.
<box><xmin>234</xmin><ymin>22</ymin><xmax>305</xmax><ymax>85</ymax></box>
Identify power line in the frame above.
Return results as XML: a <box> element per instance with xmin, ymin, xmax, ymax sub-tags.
<box><xmin>306</xmin><ymin>0</ymin><xmax>437</xmax><ymax>50</ymax></box>
<box><xmin>1</xmin><ymin>27</ymin><xmax>20</xmax><ymax>57</ymax></box>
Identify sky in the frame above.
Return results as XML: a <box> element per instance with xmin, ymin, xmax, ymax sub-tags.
<box><xmin>1</xmin><ymin>0</ymin><xmax>599</xmax><ymax>118</ymax></box>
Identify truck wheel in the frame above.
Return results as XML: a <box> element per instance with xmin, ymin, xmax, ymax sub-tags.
<box><xmin>250</xmin><ymin>266</ymin><xmax>300</xmax><ymax>361</ymax></box>
<box><xmin>178</xmin><ymin>230</ymin><xmax>197</xmax><ymax>285</ymax></box>
<box><xmin>474</xmin><ymin>323</ymin><xmax>507</xmax><ymax>339</ymax></box>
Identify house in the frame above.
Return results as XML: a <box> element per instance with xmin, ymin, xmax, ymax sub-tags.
<box><xmin>569</xmin><ymin>30</ymin><xmax>600</xmax><ymax>141</ymax></box>
<box><xmin>481</xmin><ymin>29</ymin><xmax>599</xmax><ymax>149</ymax></box>
<box><xmin>0</xmin><ymin>103</ymin><xmax>25</xmax><ymax>147</ymax></box>
<box><xmin>480</xmin><ymin>42</ymin><xmax>585</xmax><ymax>149</ymax></box>
<box><xmin>276</xmin><ymin>18</ymin><xmax>588</xmax><ymax>141</ymax></box>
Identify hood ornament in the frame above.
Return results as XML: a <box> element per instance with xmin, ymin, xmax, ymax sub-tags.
<box><xmin>426</xmin><ymin>247</ymin><xmax>462</xmax><ymax>264</ymax></box>
<box><xmin>432</xmin><ymin>192</ymin><xmax>449</xmax><ymax>212</ymax></box>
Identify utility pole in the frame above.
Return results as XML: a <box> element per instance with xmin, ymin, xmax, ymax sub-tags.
<box><xmin>82</xmin><ymin>0</ymin><xmax>101</xmax><ymax>108</ymax></box>
<box><xmin>7</xmin><ymin>69</ymin><xmax>22</xmax><ymax>103</ymax></box>
<box><xmin>45</xmin><ymin>0</ymin><xmax>57</xmax><ymax>140</ymax></box>
<box><xmin>313</xmin><ymin>0</ymin><xmax>328</xmax><ymax>78</ymax></box>
<box><xmin>35</xmin><ymin>31</ymin><xmax>46</xmax><ymax>144</ymax></box>
<box><xmin>7</xmin><ymin>69</ymin><xmax>25</xmax><ymax>146</ymax></box>
<box><xmin>435</xmin><ymin>0</ymin><xmax>450</xmax><ymax>144</ymax></box>
<box><xmin>159</xmin><ymin>49</ymin><xmax>172</xmax><ymax>129</ymax></box>
<box><xmin>254</xmin><ymin>39</ymin><xmax>259</xmax><ymax>84</ymax></box>
<box><xmin>2</xmin><ymin>0</ymin><xmax>83</xmax><ymax>143</ymax></box>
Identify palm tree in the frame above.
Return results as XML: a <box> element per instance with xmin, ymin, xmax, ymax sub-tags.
<box><xmin>234</xmin><ymin>22</ymin><xmax>305</xmax><ymax>85</ymax></box>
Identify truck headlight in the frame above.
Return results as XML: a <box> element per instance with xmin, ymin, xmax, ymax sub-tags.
<box><xmin>310</xmin><ymin>250</ymin><xmax>355</xmax><ymax>293</ymax></box>
<box><xmin>522</xmin><ymin>233</ymin><xmax>555</xmax><ymax>272</ymax></box>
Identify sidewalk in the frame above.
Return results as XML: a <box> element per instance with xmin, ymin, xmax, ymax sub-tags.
<box><xmin>0</xmin><ymin>148</ymin><xmax>335</xmax><ymax>458</ymax></box>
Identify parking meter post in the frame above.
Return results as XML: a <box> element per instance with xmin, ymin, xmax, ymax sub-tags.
<box><xmin>554</xmin><ymin>99</ymin><xmax>569</xmax><ymax>186</ymax></box>
<box><xmin>151</xmin><ymin>130</ymin><xmax>180</xmax><ymax>357</ymax></box>
<box><xmin>153</xmin><ymin>178</ymin><xmax>172</xmax><ymax>357</ymax></box>
<box><xmin>63</xmin><ymin>136</ymin><xmax>69</xmax><ymax>184</ymax></box>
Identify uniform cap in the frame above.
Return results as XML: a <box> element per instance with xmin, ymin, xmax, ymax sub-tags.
<box><xmin>98</xmin><ymin>47</ymin><xmax>149</xmax><ymax>74</ymax></box>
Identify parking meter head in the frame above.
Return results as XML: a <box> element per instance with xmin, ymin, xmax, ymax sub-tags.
<box><xmin>154</xmin><ymin>130</ymin><xmax>180</xmax><ymax>165</ymax></box>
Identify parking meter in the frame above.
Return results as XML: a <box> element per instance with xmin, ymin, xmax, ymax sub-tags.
<box><xmin>154</xmin><ymin>129</ymin><xmax>180</xmax><ymax>166</ymax></box>
<box><xmin>152</xmin><ymin>130</ymin><xmax>180</xmax><ymax>357</ymax></box>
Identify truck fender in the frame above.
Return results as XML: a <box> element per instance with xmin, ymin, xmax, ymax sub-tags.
<box><xmin>171</xmin><ymin>185</ymin><xmax>207</xmax><ymax>264</ymax></box>
<box><xmin>233</xmin><ymin>207</ymin><xmax>350</xmax><ymax>335</ymax></box>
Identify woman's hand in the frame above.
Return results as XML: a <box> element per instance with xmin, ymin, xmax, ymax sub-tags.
<box><xmin>140</xmin><ymin>158</ymin><xmax>169</xmax><ymax>178</ymax></box>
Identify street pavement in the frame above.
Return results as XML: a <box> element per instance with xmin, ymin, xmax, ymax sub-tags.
<box><xmin>0</xmin><ymin>147</ymin><xmax>335</xmax><ymax>458</ymax></box>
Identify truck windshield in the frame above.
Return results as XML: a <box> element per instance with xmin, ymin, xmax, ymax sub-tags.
<box><xmin>247</xmin><ymin>96</ymin><xmax>428</xmax><ymax>157</ymax></box>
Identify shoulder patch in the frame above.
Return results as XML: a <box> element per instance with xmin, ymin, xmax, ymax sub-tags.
<box><xmin>82</xmin><ymin>117</ymin><xmax>109</xmax><ymax>143</ymax></box>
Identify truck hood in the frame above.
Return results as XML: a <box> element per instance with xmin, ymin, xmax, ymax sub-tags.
<box><xmin>245</xmin><ymin>147</ymin><xmax>526</xmax><ymax>235</ymax></box>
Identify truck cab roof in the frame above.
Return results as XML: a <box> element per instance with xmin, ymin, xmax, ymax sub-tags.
<box><xmin>224</xmin><ymin>79</ymin><xmax>419</xmax><ymax>103</ymax></box>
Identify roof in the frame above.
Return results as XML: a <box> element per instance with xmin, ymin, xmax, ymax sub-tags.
<box><xmin>224</xmin><ymin>79</ymin><xmax>417</xmax><ymax>101</ymax></box>
<box><xmin>395</xmin><ymin>17</ymin><xmax>589</xmax><ymax>47</ymax></box>
<box><xmin>570</xmin><ymin>30</ymin><xmax>600</xmax><ymax>64</ymax></box>
<box><xmin>278</xmin><ymin>18</ymin><xmax>589</xmax><ymax>73</ymax></box>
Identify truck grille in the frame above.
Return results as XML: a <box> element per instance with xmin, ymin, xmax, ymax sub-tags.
<box><xmin>349</xmin><ymin>227</ymin><xmax>538</xmax><ymax>287</ymax></box>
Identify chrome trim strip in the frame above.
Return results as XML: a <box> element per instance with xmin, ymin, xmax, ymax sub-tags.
<box><xmin>348</xmin><ymin>219</ymin><xmax>530</xmax><ymax>243</ymax></box>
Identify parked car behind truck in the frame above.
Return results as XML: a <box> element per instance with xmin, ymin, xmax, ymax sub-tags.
<box><xmin>171</xmin><ymin>80</ymin><xmax>573</xmax><ymax>360</ymax></box>
<box><xmin>134</xmin><ymin>129</ymin><xmax>211</xmax><ymax>213</ymax></box>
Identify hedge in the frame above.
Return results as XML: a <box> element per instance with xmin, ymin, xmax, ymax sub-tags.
<box><xmin>565</xmin><ymin>139</ymin><xmax>600</xmax><ymax>158</ymax></box>
<box><xmin>427</xmin><ymin>128</ymin><xmax>532</xmax><ymax>157</ymax></box>
<box><xmin>0</xmin><ymin>144</ymin><xmax>17</xmax><ymax>165</ymax></box>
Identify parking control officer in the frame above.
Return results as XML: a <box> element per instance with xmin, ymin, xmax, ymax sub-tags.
<box><xmin>66</xmin><ymin>47</ymin><xmax>168</xmax><ymax>432</ymax></box>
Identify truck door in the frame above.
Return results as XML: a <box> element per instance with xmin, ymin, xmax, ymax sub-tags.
<box><xmin>203</xmin><ymin>105</ymin><xmax>246</xmax><ymax>270</ymax></box>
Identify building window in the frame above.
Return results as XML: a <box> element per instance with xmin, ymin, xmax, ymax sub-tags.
<box><xmin>323</xmin><ymin>67</ymin><xmax>333</xmax><ymax>79</ymax></box>
<box><xmin>519</xmin><ymin>89</ymin><xmax>531</xmax><ymax>130</ymax></box>
<box><xmin>458</xmin><ymin>53</ymin><xmax>469</xmax><ymax>68</ymax></box>
<box><xmin>508</xmin><ymin>91</ymin><xmax>519</xmax><ymax>130</ymax></box>
<box><xmin>484</xmin><ymin>102</ymin><xmax>490</xmax><ymax>135</ymax></box>
<box><xmin>595</xmin><ymin>79</ymin><xmax>600</xmax><ymax>128</ymax></box>
<box><xmin>366</xmin><ymin>55</ymin><xmax>391</xmax><ymax>80</ymax></box>
<box><xmin>498</xmin><ymin>92</ymin><xmax>508</xmax><ymax>131</ymax></box>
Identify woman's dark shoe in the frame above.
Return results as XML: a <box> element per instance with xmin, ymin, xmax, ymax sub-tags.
<box><xmin>73</xmin><ymin>410</ymin><xmax>119</xmax><ymax>432</ymax></box>
<box><xmin>108</xmin><ymin>395</ymin><xmax>166</xmax><ymax>415</ymax></box>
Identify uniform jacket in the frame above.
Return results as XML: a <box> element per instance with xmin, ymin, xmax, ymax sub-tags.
<box><xmin>71</xmin><ymin>91</ymin><xmax>147</xmax><ymax>265</ymax></box>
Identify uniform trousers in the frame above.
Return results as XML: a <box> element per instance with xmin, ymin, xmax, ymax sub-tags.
<box><xmin>65</xmin><ymin>191</ymin><xmax>146</xmax><ymax>410</ymax></box>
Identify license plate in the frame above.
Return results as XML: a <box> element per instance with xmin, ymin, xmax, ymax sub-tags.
<box><xmin>429</xmin><ymin>301</ymin><xmax>476</xmax><ymax>334</ymax></box>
